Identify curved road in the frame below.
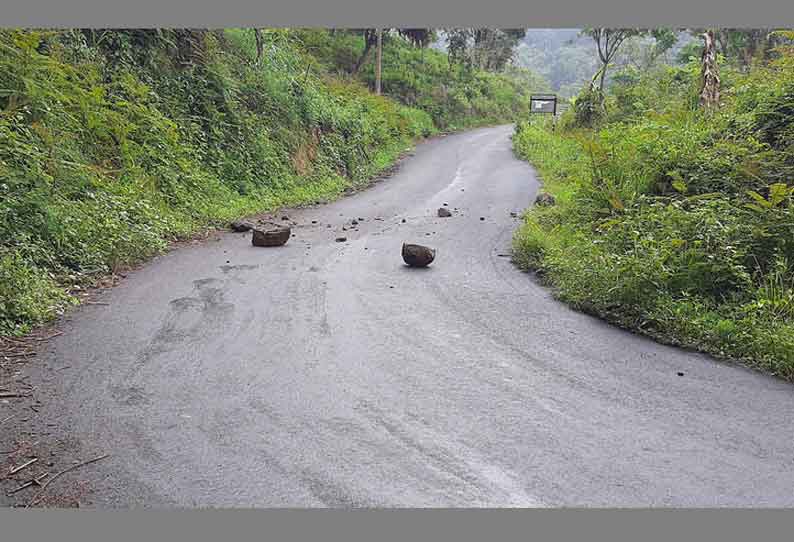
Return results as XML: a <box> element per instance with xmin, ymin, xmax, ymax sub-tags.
<box><xmin>26</xmin><ymin>125</ymin><xmax>794</xmax><ymax>506</ymax></box>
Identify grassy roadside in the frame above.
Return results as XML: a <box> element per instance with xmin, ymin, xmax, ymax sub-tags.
<box><xmin>511</xmin><ymin>61</ymin><xmax>794</xmax><ymax>379</ymax></box>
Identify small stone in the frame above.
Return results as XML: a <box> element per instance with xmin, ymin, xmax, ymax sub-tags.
<box><xmin>401</xmin><ymin>218</ymin><xmax>406</xmax><ymax>223</ymax></box>
<box><xmin>437</xmin><ymin>207</ymin><xmax>452</xmax><ymax>218</ymax></box>
<box><xmin>311</xmin><ymin>220</ymin><xmax>318</xmax><ymax>224</ymax></box>
<box><xmin>336</xmin><ymin>237</ymin><xmax>347</xmax><ymax>243</ymax></box>
<box><xmin>351</xmin><ymin>220</ymin><xmax>358</xmax><ymax>226</ymax></box>
<box><xmin>281</xmin><ymin>216</ymin><xmax>290</xmax><ymax>221</ymax></box>
<box><xmin>230</xmin><ymin>220</ymin><xmax>253</xmax><ymax>232</ymax></box>
<box><xmin>480</xmin><ymin>217</ymin><xmax>485</xmax><ymax>221</ymax></box>
<box><xmin>677</xmin><ymin>372</ymin><xmax>684</xmax><ymax>377</ymax></box>
<box><xmin>535</xmin><ymin>192</ymin><xmax>556</xmax><ymax>207</ymax></box>
<box><xmin>510</xmin><ymin>212</ymin><xmax>518</xmax><ymax>218</ymax></box>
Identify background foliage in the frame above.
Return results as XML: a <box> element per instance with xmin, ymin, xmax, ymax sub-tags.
<box><xmin>513</xmin><ymin>42</ymin><xmax>794</xmax><ymax>377</ymax></box>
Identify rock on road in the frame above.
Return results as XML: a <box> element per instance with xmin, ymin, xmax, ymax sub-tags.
<box><xmin>20</xmin><ymin>125</ymin><xmax>794</xmax><ymax>507</ymax></box>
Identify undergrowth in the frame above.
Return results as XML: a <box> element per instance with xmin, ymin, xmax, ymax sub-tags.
<box><xmin>513</xmin><ymin>54</ymin><xmax>794</xmax><ymax>379</ymax></box>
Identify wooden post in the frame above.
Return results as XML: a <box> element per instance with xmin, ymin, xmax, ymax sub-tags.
<box><xmin>375</xmin><ymin>28</ymin><xmax>383</xmax><ymax>95</ymax></box>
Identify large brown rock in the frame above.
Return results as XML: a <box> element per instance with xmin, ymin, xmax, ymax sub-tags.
<box><xmin>252</xmin><ymin>224</ymin><xmax>291</xmax><ymax>247</ymax></box>
<box><xmin>402</xmin><ymin>243</ymin><xmax>436</xmax><ymax>267</ymax></box>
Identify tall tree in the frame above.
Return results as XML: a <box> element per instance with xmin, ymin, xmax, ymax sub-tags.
<box><xmin>582</xmin><ymin>28</ymin><xmax>644</xmax><ymax>92</ymax></box>
<box><xmin>397</xmin><ymin>29</ymin><xmax>435</xmax><ymax>48</ymax></box>
<box><xmin>253</xmin><ymin>29</ymin><xmax>264</xmax><ymax>63</ymax></box>
<box><xmin>700</xmin><ymin>29</ymin><xmax>720</xmax><ymax>110</ymax></box>
<box><xmin>375</xmin><ymin>28</ymin><xmax>382</xmax><ymax>95</ymax></box>
<box><xmin>350</xmin><ymin>28</ymin><xmax>433</xmax><ymax>75</ymax></box>
<box><xmin>445</xmin><ymin>28</ymin><xmax>526</xmax><ymax>71</ymax></box>
<box><xmin>687</xmin><ymin>28</ymin><xmax>784</xmax><ymax>71</ymax></box>
<box><xmin>351</xmin><ymin>29</ymin><xmax>379</xmax><ymax>74</ymax></box>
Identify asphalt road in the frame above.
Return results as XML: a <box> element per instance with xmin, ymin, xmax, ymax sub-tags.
<box><xmin>22</xmin><ymin>125</ymin><xmax>794</xmax><ymax>507</ymax></box>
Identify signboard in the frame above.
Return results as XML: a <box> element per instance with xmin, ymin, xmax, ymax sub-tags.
<box><xmin>530</xmin><ymin>94</ymin><xmax>557</xmax><ymax>115</ymax></box>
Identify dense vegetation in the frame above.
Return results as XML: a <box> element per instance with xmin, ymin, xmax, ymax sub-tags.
<box><xmin>513</xmin><ymin>37</ymin><xmax>794</xmax><ymax>377</ymax></box>
<box><xmin>0</xmin><ymin>28</ymin><xmax>548</xmax><ymax>335</ymax></box>
<box><xmin>296</xmin><ymin>29</ymin><xmax>549</xmax><ymax>129</ymax></box>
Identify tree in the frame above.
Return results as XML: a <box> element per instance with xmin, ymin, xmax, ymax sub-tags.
<box><xmin>685</xmin><ymin>28</ymin><xmax>785</xmax><ymax>71</ymax></box>
<box><xmin>375</xmin><ymin>28</ymin><xmax>382</xmax><ymax>95</ymax></box>
<box><xmin>351</xmin><ymin>29</ymin><xmax>379</xmax><ymax>74</ymax></box>
<box><xmin>610</xmin><ymin>29</ymin><xmax>678</xmax><ymax>72</ymax></box>
<box><xmin>253</xmin><ymin>29</ymin><xmax>264</xmax><ymax>63</ymax></box>
<box><xmin>397</xmin><ymin>29</ymin><xmax>434</xmax><ymax>48</ymax></box>
<box><xmin>719</xmin><ymin>29</ymin><xmax>771</xmax><ymax>69</ymax></box>
<box><xmin>350</xmin><ymin>28</ymin><xmax>433</xmax><ymax>75</ymax></box>
<box><xmin>699</xmin><ymin>29</ymin><xmax>720</xmax><ymax>110</ymax></box>
<box><xmin>445</xmin><ymin>28</ymin><xmax>526</xmax><ymax>71</ymax></box>
<box><xmin>582</xmin><ymin>28</ymin><xmax>644</xmax><ymax>92</ymax></box>
<box><xmin>648</xmin><ymin>29</ymin><xmax>678</xmax><ymax>63</ymax></box>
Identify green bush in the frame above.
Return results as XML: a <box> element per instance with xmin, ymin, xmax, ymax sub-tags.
<box><xmin>0</xmin><ymin>251</ymin><xmax>74</xmax><ymax>335</ymax></box>
<box><xmin>512</xmin><ymin>52</ymin><xmax>794</xmax><ymax>378</ymax></box>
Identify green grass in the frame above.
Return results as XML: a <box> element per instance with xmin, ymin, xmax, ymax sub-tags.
<box><xmin>511</xmin><ymin>54</ymin><xmax>794</xmax><ymax>379</ymax></box>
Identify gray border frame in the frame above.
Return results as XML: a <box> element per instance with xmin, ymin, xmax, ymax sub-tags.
<box><xmin>2</xmin><ymin>0</ymin><xmax>794</xmax><ymax>27</ymax></box>
<box><xmin>4</xmin><ymin>0</ymin><xmax>794</xmax><ymax>539</ymax></box>
<box><xmin>2</xmin><ymin>509</ymin><xmax>794</xmax><ymax>541</ymax></box>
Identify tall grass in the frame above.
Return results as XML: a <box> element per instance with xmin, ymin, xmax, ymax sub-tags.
<box><xmin>512</xmin><ymin>57</ymin><xmax>794</xmax><ymax>378</ymax></box>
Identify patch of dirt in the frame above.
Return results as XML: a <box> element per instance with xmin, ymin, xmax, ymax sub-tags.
<box><xmin>1</xmin><ymin>336</ymin><xmax>104</xmax><ymax>507</ymax></box>
<box><xmin>292</xmin><ymin>128</ymin><xmax>320</xmax><ymax>177</ymax></box>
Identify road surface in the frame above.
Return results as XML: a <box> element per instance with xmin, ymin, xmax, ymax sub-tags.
<box><xmin>22</xmin><ymin>125</ymin><xmax>794</xmax><ymax>506</ymax></box>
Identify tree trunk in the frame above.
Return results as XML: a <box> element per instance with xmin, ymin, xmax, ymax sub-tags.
<box><xmin>375</xmin><ymin>28</ymin><xmax>382</xmax><ymax>95</ymax></box>
<box><xmin>352</xmin><ymin>39</ymin><xmax>374</xmax><ymax>74</ymax></box>
<box><xmin>254</xmin><ymin>29</ymin><xmax>264</xmax><ymax>63</ymax></box>
<box><xmin>598</xmin><ymin>62</ymin><xmax>608</xmax><ymax>92</ymax></box>
<box><xmin>716</xmin><ymin>30</ymin><xmax>729</xmax><ymax>56</ymax></box>
<box><xmin>700</xmin><ymin>30</ymin><xmax>721</xmax><ymax>110</ymax></box>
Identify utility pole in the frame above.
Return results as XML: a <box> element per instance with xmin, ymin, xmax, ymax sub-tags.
<box><xmin>375</xmin><ymin>28</ymin><xmax>383</xmax><ymax>95</ymax></box>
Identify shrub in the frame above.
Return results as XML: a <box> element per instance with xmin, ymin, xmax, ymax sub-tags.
<box><xmin>512</xmin><ymin>52</ymin><xmax>794</xmax><ymax>377</ymax></box>
<box><xmin>0</xmin><ymin>251</ymin><xmax>74</xmax><ymax>335</ymax></box>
